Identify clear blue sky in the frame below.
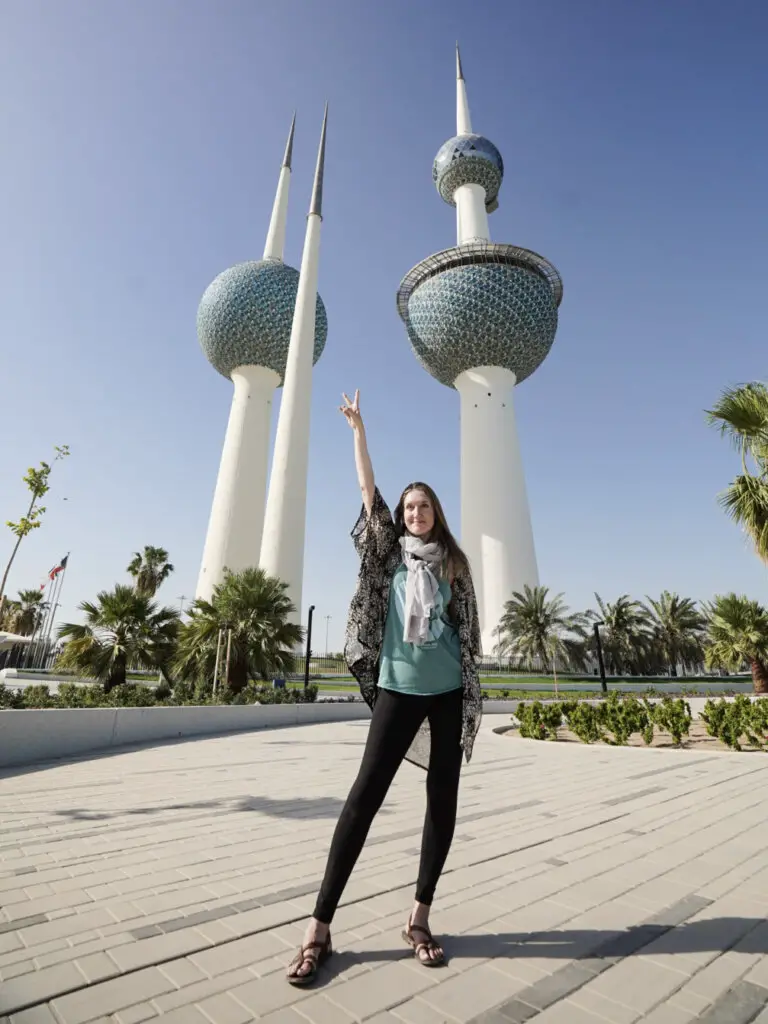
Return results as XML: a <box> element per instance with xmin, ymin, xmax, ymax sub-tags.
<box><xmin>1</xmin><ymin>0</ymin><xmax>766</xmax><ymax>651</ymax></box>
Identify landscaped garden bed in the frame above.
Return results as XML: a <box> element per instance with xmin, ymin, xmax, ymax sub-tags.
<box><xmin>504</xmin><ymin>693</ymin><xmax>768</xmax><ymax>752</ymax></box>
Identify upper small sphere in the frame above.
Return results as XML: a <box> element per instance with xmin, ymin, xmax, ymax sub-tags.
<box><xmin>197</xmin><ymin>260</ymin><xmax>328</xmax><ymax>384</ymax></box>
<box><xmin>433</xmin><ymin>134</ymin><xmax>504</xmax><ymax>209</ymax></box>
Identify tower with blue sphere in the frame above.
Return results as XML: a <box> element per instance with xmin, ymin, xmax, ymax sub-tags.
<box><xmin>396</xmin><ymin>48</ymin><xmax>563</xmax><ymax>650</ymax></box>
<box><xmin>196</xmin><ymin>115</ymin><xmax>328</xmax><ymax>604</ymax></box>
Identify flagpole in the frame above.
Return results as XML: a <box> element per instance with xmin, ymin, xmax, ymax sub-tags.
<box><xmin>31</xmin><ymin>575</ymin><xmax>57</xmax><ymax>670</ymax></box>
<box><xmin>36</xmin><ymin>574</ymin><xmax>61</xmax><ymax>670</ymax></box>
<box><xmin>43</xmin><ymin>555</ymin><xmax>69</xmax><ymax>666</ymax></box>
<box><xmin>24</xmin><ymin>578</ymin><xmax>49</xmax><ymax>669</ymax></box>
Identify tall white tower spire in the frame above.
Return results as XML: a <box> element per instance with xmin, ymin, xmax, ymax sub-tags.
<box><xmin>195</xmin><ymin>114</ymin><xmax>328</xmax><ymax>603</ymax></box>
<box><xmin>260</xmin><ymin>105</ymin><xmax>328</xmax><ymax>621</ymax></box>
<box><xmin>456</xmin><ymin>43</ymin><xmax>472</xmax><ymax>134</ymax></box>
<box><xmin>263</xmin><ymin>113</ymin><xmax>295</xmax><ymax>261</ymax></box>
<box><xmin>453</xmin><ymin>45</ymin><xmax>490</xmax><ymax>244</ymax></box>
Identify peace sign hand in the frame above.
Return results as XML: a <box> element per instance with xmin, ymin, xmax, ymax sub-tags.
<box><xmin>340</xmin><ymin>390</ymin><xmax>364</xmax><ymax>431</ymax></box>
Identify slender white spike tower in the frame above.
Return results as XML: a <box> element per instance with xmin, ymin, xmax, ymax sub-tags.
<box><xmin>196</xmin><ymin>115</ymin><xmax>328</xmax><ymax>602</ymax></box>
<box><xmin>397</xmin><ymin>47</ymin><xmax>563</xmax><ymax>651</ymax></box>
<box><xmin>260</xmin><ymin>105</ymin><xmax>328</xmax><ymax>621</ymax></box>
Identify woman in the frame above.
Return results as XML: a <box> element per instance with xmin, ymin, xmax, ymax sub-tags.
<box><xmin>286</xmin><ymin>390</ymin><xmax>482</xmax><ymax>986</ymax></box>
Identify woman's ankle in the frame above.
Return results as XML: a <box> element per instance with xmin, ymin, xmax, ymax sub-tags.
<box><xmin>410</xmin><ymin>901</ymin><xmax>431</xmax><ymax>926</ymax></box>
<box><xmin>307</xmin><ymin>917</ymin><xmax>329</xmax><ymax>937</ymax></box>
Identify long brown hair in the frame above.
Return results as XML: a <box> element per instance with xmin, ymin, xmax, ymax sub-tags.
<box><xmin>393</xmin><ymin>482</ymin><xmax>471</xmax><ymax>581</ymax></box>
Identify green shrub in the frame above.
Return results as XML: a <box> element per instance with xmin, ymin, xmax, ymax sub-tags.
<box><xmin>562</xmin><ymin>700</ymin><xmax>605</xmax><ymax>744</ymax></box>
<box><xmin>649</xmin><ymin>697</ymin><xmax>692</xmax><ymax>746</ymax></box>
<box><xmin>516</xmin><ymin>701</ymin><xmax>563</xmax><ymax>740</ymax></box>
<box><xmin>602</xmin><ymin>692</ymin><xmax>653</xmax><ymax>746</ymax></box>
<box><xmin>108</xmin><ymin>684</ymin><xmax>158</xmax><ymax>707</ymax></box>
<box><xmin>20</xmin><ymin>685</ymin><xmax>59</xmax><ymax>709</ymax></box>
<box><xmin>0</xmin><ymin>683</ymin><xmax>23</xmax><ymax>709</ymax></box>
<box><xmin>57</xmin><ymin>683</ymin><xmax>118</xmax><ymax>707</ymax></box>
<box><xmin>701</xmin><ymin>696</ymin><xmax>768</xmax><ymax>751</ymax></box>
<box><xmin>237</xmin><ymin>683</ymin><xmax>318</xmax><ymax>705</ymax></box>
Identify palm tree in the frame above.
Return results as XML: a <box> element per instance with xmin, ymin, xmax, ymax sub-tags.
<box><xmin>14</xmin><ymin>589</ymin><xmax>48</xmax><ymax>637</ymax></box>
<box><xmin>0</xmin><ymin>599</ymin><xmax>21</xmax><ymax>632</ymax></box>
<box><xmin>642</xmin><ymin>591</ymin><xmax>706</xmax><ymax>677</ymax></box>
<box><xmin>174</xmin><ymin>568</ymin><xmax>303</xmax><ymax>694</ymax></box>
<box><xmin>707</xmin><ymin>382</ymin><xmax>768</xmax><ymax>563</ymax></box>
<box><xmin>57</xmin><ymin>584</ymin><xmax>179</xmax><ymax>692</ymax></box>
<box><xmin>705</xmin><ymin>593</ymin><xmax>768</xmax><ymax>694</ymax></box>
<box><xmin>497</xmin><ymin>585</ymin><xmax>589</xmax><ymax>672</ymax></box>
<box><xmin>588</xmin><ymin>595</ymin><xmax>651</xmax><ymax>675</ymax></box>
<box><xmin>127</xmin><ymin>546</ymin><xmax>175</xmax><ymax>598</ymax></box>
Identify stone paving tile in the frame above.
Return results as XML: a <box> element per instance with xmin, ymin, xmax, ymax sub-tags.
<box><xmin>9</xmin><ymin>1008</ymin><xmax>60</xmax><ymax>1024</ymax></box>
<box><xmin>1</xmin><ymin>721</ymin><xmax>767</xmax><ymax>1022</ymax></box>
<box><xmin>50</xmin><ymin>967</ymin><xmax>176</xmax><ymax>1023</ymax></box>
<box><xmin>113</xmin><ymin>1004</ymin><xmax>158</xmax><ymax>1024</ymax></box>
<box><xmin>196</xmin><ymin>991</ymin><xmax>254</xmax><ymax>1024</ymax></box>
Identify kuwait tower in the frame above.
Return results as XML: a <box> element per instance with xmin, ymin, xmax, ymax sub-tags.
<box><xmin>396</xmin><ymin>48</ymin><xmax>563</xmax><ymax>650</ymax></box>
<box><xmin>196</xmin><ymin>115</ymin><xmax>328</xmax><ymax>602</ymax></box>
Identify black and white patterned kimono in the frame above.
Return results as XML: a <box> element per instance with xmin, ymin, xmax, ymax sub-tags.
<box><xmin>343</xmin><ymin>487</ymin><xmax>483</xmax><ymax>770</ymax></box>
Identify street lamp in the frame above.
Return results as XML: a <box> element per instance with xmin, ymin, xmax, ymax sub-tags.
<box><xmin>303</xmin><ymin>605</ymin><xmax>316</xmax><ymax>692</ymax></box>
<box><xmin>325</xmin><ymin>614</ymin><xmax>331</xmax><ymax>656</ymax></box>
<box><xmin>593</xmin><ymin>620</ymin><xmax>608</xmax><ymax>693</ymax></box>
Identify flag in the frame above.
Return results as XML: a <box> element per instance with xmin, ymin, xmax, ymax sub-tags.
<box><xmin>48</xmin><ymin>555</ymin><xmax>69</xmax><ymax>581</ymax></box>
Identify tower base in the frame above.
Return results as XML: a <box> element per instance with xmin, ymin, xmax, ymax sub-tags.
<box><xmin>455</xmin><ymin>365</ymin><xmax>539</xmax><ymax>654</ymax></box>
<box><xmin>196</xmin><ymin>364</ymin><xmax>280</xmax><ymax>603</ymax></box>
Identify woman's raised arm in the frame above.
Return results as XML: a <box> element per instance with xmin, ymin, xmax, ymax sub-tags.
<box><xmin>340</xmin><ymin>390</ymin><xmax>375</xmax><ymax>516</ymax></box>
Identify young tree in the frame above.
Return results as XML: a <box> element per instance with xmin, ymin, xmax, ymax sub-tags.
<box><xmin>0</xmin><ymin>445</ymin><xmax>70</xmax><ymax>611</ymax></box>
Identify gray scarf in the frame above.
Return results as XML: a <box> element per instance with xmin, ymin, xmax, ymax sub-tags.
<box><xmin>399</xmin><ymin>535</ymin><xmax>445</xmax><ymax>645</ymax></box>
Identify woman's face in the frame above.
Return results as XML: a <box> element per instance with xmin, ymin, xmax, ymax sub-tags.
<box><xmin>403</xmin><ymin>489</ymin><xmax>435</xmax><ymax>538</ymax></box>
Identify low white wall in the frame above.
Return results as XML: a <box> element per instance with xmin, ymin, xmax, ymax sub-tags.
<box><xmin>0</xmin><ymin>702</ymin><xmax>370</xmax><ymax>769</ymax></box>
<box><xmin>0</xmin><ymin>696</ymin><xmax>750</xmax><ymax>771</ymax></box>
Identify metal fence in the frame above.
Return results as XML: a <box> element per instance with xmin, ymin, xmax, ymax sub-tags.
<box><xmin>0</xmin><ymin>642</ymin><xmax>59</xmax><ymax>673</ymax></box>
<box><xmin>286</xmin><ymin>654</ymin><xmax>565</xmax><ymax>680</ymax></box>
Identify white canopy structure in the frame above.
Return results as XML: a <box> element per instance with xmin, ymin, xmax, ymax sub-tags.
<box><xmin>0</xmin><ymin>632</ymin><xmax>32</xmax><ymax>653</ymax></box>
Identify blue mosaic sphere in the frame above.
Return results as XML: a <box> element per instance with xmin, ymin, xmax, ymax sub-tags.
<box><xmin>197</xmin><ymin>260</ymin><xmax>328</xmax><ymax>383</ymax></box>
<box><xmin>403</xmin><ymin>263</ymin><xmax>558</xmax><ymax>387</ymax></box>
<box><xmin>433</xmin><ymin>134</ymin><xmax>504</xmax><ymax>209</ymax></box>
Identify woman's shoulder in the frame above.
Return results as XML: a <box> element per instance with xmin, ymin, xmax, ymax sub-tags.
<box><xmin>447</xmin><ymin>555</ymin><xmax>471</xmax><ymax>585</ymax></box>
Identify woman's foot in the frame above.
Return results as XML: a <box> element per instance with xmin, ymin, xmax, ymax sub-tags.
<box><xmin>286</xmin><ymin>919</ymin><xmax>332</xmax><ymax>986</ymax></box>
<box><xmin>403</xmin><ymin>903</ymin><xmax>445</xmax><ymax>966</ymax></box>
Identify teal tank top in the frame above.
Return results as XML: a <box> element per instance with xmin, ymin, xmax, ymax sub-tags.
<box><xmin>378</xmin><ymin>563</ymin><xmax>462</xmax><ymax>696</ymax></box>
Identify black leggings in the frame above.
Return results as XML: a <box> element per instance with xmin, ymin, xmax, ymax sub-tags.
<box><xmin>313</xmin><ymin>686</ymin><xmax>463</xmax><ymax>925</ymax></box>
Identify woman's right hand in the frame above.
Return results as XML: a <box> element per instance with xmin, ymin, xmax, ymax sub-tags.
<box><xmin>340</xmin><ymin>390</ymin><xmax>364</xmax><ymax>432</ymax></box>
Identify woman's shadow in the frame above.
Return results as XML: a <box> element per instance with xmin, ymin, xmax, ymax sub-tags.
<box><xmin>309</xmin><ymin>916</ymin><xmax>768</xmax><ymax>987</ymax></box>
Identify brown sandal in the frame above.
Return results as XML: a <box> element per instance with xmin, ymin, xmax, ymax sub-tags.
<box><xmin>286</xmin><ymin>932</ymin><xmax>332</xmax><ymax>986</ymax></box>
<box><xmin>402</xmin><ymin>919</ymin><xmax>445</xmax><ymax>967</ymax></box>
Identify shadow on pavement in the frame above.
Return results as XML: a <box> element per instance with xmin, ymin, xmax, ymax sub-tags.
<box><xmin>307</xmin><ymin>916</ymin><xmax>768</xmax><ymax>986</ymax></box>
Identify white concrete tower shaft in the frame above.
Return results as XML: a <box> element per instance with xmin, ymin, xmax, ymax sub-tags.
<box><xmin>453</xmin><ymin>49</ymin><xmax>539</xmax><ymax>651</ymax></box>
<box><xmin>455</xmin><ymin>45</ymin><xmax>490</xmax><ymax>245</ymax></box>
<box><xmin>195</xmin><ymin>116</ymin><xmax>296</xmax><ymax>602</ymax></box>
<box><xmin>259</xmin><ymin>106</ymin><xmax>328</xmax><ymax>622</ymax></box>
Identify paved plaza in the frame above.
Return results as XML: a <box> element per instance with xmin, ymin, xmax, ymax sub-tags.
<box><xmin>1</xmin><ymin>718</ymin><xmax>768</xmax><ymax>1024</ymax></box>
